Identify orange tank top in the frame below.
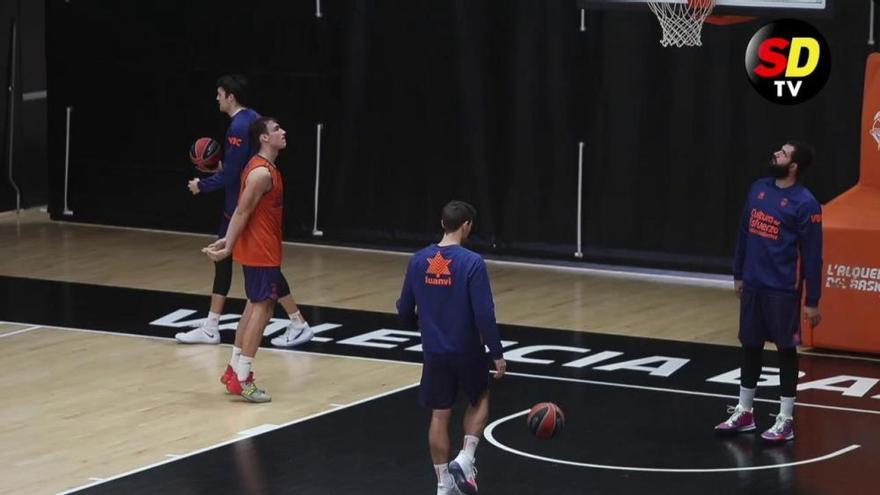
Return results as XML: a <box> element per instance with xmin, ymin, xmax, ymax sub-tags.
<box><xmin>233</xmin><ymin>155</ymin><xmax>283</xmax><ymax>267</ymax></box>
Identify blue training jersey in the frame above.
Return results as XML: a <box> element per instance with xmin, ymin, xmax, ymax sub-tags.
<box><xmin>197</xmin><ymin>108</ymin><xmax>261</xmax><ymax>218</ymax></box>
<box><xmin>733</xmin><ymin>177</ymin><xmax>823</xmax><ymax>306</ymax></box>
<box><xmin>397</xmin><ymin>244</ymin><xmax>503</xmax><ymax>359</ymax></box>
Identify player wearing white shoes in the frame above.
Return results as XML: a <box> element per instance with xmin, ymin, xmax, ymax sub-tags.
<box><xmin>397</xmin><ymin>201</ymin><xmax>506</xmax><ymax>495</ymax></box>
<box><xmin>176</xmin><ymin>74</ymin><xmax>311</xmax><ymax>348</ymax></box>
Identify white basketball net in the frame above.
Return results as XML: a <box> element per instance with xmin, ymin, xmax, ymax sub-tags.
<box><xmin>648</xmin><ymin>0</ymin><xmax>716</xmax><ymax>47</ymax></box>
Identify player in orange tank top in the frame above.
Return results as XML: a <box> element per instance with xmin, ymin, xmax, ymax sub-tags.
<box><xmin>203</xmin><ymin>117</ymin><xmax>309</xmax><ymax>403</ymax></box>
<box><xmin>175</xmin><ymin>76</ymin><xmax>309</xmax><ymax>351</ymax></box>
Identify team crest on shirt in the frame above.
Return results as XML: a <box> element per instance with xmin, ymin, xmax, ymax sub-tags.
<box><xmin>757</xmin><ymin>191</ymin><xmax>765</xmax><ymax>200</ymax></box>
<box><xmin>780</xmin><ymin>198</ymin><xmax>789</xmax><ymax>208</ymax></box>
<box><xmin>425</xmin><ymin>252</ymin><xmax>453</xmax><ymax>286</ymax></box>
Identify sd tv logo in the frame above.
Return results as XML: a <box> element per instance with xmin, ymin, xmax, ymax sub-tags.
<box><xmin>745</xmin><ymin>19</ymin><xmax>831</xmax><ymax>105</ymax></box>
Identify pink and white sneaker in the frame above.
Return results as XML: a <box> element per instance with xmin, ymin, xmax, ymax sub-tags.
<box><xmin>715</xmin><ymin>405</ymin><xmax>756</xmax><ymax>434</ymax></box>
<box><xmin>761</xmin><ymin>413</ymin><xmax>794</xmax><ymax>443</ymax></box>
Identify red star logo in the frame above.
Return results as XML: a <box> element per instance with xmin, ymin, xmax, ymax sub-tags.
<box><xmin>780</xmin><ymin>198</ymin><xmax>789</xmax><ymax>207</ymax></box>
<box><xmin>426</xmin><ymin>252</ymin><xmax>452</xmax><ymax>278</ymax></box>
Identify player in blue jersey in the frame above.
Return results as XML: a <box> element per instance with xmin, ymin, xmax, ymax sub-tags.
<box><xmin>397</xmin><ymin>201</ymin><xmax>506</xmax><ymax>495</ymax></box>
<box><xmin>715</xmin><ymin>141</ymin><xmax>823</xmax><ymax>443</ymax></box>
<box><xmin>176</xmin><ymin>75</ymin><xmax>313</xmax><ymax>351</ymax></box>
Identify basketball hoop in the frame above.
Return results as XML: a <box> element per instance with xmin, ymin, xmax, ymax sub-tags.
<box><xmin>647</xmin><ymin>0</ymin><xmax>715</xmax><ymax>47</ymax></box>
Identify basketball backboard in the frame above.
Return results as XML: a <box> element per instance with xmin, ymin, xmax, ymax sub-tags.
<box><xmin>578</xmin><ymin>0</ymin><xmax>831</xmax><ymax>15</ymax></box>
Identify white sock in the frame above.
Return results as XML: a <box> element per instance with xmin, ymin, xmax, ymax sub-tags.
<box><xmin>236</xmin><ymin>356</ymin><xmax>253</xmax><ymax>382</ymax></box>
<box><xmin>739</xmin><ymin>386</ymin><xmax>756</xmax><ymax>410</ymax></box>
<box><xmin>462</xmin><ymin>435</ymin><xmax>479</xmax><ymax>460</ymax></box>
<box><xmin>289</xmin><ymin>311</ymin><xmax>305</xmax><ymax>325</ymax></box>
<box><xmin>780</xmin><ymin>396</ymin><xmax>795</xmax><ymax>418</ymax></box>
<box><xmin>434</xmin><ymin>464</ymin><xmax>450</xmax><ymax>487</ymax></box>
<box><xmin>229</xmin><ymin>346</ymin><xmax>242</xmax><ymax>368</ymax></box>
<box><xmin>205</xmin><ymin>311</ymin><xmax>221</xmax><ymax>329</ymax></box>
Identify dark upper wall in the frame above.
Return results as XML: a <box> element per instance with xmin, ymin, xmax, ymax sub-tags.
<box><xmin>46</xmin><ymin>0</ymin><xmax>870</xmax><ymax>272</ymax></box>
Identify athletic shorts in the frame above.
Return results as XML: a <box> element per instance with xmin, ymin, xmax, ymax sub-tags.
<box><xmin>739</xmin><ymin>285</ymin><xmax>801</xmax><ymax>349</ymax></box>
<box><xmin>242</xmin><ymin>266</ymin><xmax>290</xmax><ymax>303</ymax></box>
<box><xmin>418</xmin><ymin>352</ymin><xmax>491</xmax><ymax>410</ymax></box>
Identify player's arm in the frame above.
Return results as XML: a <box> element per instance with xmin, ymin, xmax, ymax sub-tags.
<box><xmin>203</xmin><ymin>167</ymin><xmax>271</xmax><ymax>261</ymax></box>
<box><xmin>194</xmin><ymin>126</ymin><xmax>250</xmax><ymax>194</ymax></box>
<box><xmin>798</xmin><ymin>199</ymin><xmax>823</xmax><ymax>326</ymax></box>
<box><xmin>396</xmin><ymin>257</ymin><xmax>418</xmax><ymax>330</ymax></box>
<box><xmin>732</xmin><ymin>187</ymin><xmax>752</xmax><ymax>297</ymax></box>
<box><xmin>469</xmin><ymin>259</ymin><xmax>505</xmax><ymax>378</ymax></box>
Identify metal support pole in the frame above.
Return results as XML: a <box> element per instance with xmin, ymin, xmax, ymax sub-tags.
<box><xmin>63</xmin><ymin>106</ymin><xmax>74</xmax><ymax>216</ymax></box>
<box><xmin>575</xmin><ymin>141</ymin><xmax>584</xmax><ymax>258</ymax></box>
<box><xmin>312</xmin><ymin>123</ymin><xmax>324</xmax><ymax>236</ymax></box>
<box><xmin>6</xmin><ymin>20</ymin><xmax>20</xmax><ymax>213</ymax></box>
<box><xmin>316</xmin><ymin>0</ymin><xmax>323</xmax><ymax>18</ymax></box>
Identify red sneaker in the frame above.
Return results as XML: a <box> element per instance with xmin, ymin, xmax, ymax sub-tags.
<box><xmin>221</xmin><ymin>365</ymin><xmax>254</xmax><ymax>394</ymax></box>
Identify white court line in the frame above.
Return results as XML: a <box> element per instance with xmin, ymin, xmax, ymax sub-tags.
<box><xmin>484</xmin><ymin>409</ymin><xmax>861</xmax><ymax>473</ymax></box>
<box><xmin>505</xmin><ymin>371</ymin><xmax>880</xmax><ymax>416</ymax></box>
<box><xmin>800</xmin><ymin>350</ymin><xmax>880</xmax><ymax>364</ymax></box>
<box><xmin>237</xmin><ymin>424</ymin><xmax>279</xmax><ymax>436</ymax></box>
<box><xmin>0</xmin><ymin>325</ymin><xmax>41</xmax><ymax>338</ymax></box>
<box><xmin>56</xmin><ymin>381</ymin><xmax>420</xmax><ymax>494</ymax></box>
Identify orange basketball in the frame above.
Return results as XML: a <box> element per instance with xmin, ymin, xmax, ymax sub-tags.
<box><xmin>526</xmin><ymin>402</ymin><xmax>565</xmax><ymax>439</ymax></box>
<box><xmin>189</xmin><ymin>137</ymin><xmax>221</xmax><ymax>173</ymax></box>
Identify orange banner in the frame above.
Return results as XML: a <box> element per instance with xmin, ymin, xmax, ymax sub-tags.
<box><xmin>803</xmin><ymin>53</ymin><xmax>880</xmax><ymax>354</ymax></box>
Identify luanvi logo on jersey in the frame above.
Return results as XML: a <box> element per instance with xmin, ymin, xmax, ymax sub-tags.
<box><xmin>871</xmin><ymin>111</ymin><xmax>880</xmax><ymax>149</ymax></box>
<box><xmin>745</xmin><ymin>19</ymin><xmax>831</xmax><ymax>105</ymax></box>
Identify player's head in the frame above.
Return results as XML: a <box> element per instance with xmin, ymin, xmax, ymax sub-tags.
<box><xmin>441</xmin><ymin>200</ymin><xmax>476</xmax><ymax>239</ymax></box>
<box><xmin>770</xmin><ymin>140</ymin><xmax>814</xmax><ymax>179</ymax></box>
<box><xmin>216</xmin><ymin>74</ymin><xmax>250</xmax><ymax>114</ymax></box>
<box><xmin>249</xmin><ymin>117</ymin><xmax>286</xmax><ymax>152</ymax></box>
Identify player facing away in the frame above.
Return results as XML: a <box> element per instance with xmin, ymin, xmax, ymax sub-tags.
<box><xmin>715</xmin><ymin>141</ymin><xmax>823</xmax><ymax>442</ymax></box>
<box><xmin>203</xmin><ymin>117</ymin><xmax>292</xmax><ymax>403</ymax></box>
<box><xmin>178</xmin><ymin>74</ymin><xmax>312</xmax><ymax>348</ymax></box>
<box><xmin>397</xmin><ymin>201</ymin><xmax>507</xmax><ymax>495</ymax></box>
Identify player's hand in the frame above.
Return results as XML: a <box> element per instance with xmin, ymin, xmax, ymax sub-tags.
<box><xmin>202</xmin><ymin>246</ymin><xmax>230</xmax><ymax>262</ymax></box>
<box><xmin>734</xmin><ymin>280</ymin><xmax>743</xmax><ymax>298</ymax></box>
<box><xmin>804</xmin><ymin>306</ymin><xmax>821</xmax><ymax>328</ymax></box>
<box><xmin>216</xmin><ymin>161</ymin><xmax>223</xmax><ymax>172</ymax></box>
<box><xmin>188</xmin><ymin>178</ymin><xmax>201</xmax><ymax>195</ymax></box>
<box><xmin>207</xmin><ymin>238</ymin><xmax>227</xmax><ymax>250</ymax></box>
<box><xmin>493</xmin><ymin>358</ymin><xmax>506</xmax><ymax>380</ymax></box>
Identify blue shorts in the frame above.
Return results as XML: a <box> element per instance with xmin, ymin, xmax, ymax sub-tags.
<box><xmin>242</xmin><ymin>266</ymin><xmax>290</xmax><ymax>303</ymax></box>
<box><xmin>419</xmin><ymin>352</ymin><xmax>491</xmax><ymax>410</ymax></box>
<box><xmin>739</xmin><ymin>286</ymin><xmax>801</xmax><ymax>349</ymax></box>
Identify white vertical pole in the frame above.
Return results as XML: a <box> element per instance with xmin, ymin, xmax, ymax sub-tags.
<box><xmin>316</xmin><ymin>0</ymin><xmax>323</xmax><ymax>18</ymax></box>
<box><xmin>6</xmin><ymin>20</ymin><xmax>20</xmax><ymax>213</ymax></box>
<box><xmin>580</xmin><ymin>8</ymin><xmax>586</xmax><ymax>32</ymax></box>
<box><xmin>63</xmin><ymin>106</ymin><xmax>74</xmax><ymax>216</ymax></box>
<box><xmin>869</xmin><ymin>0</ymin><xmax>876</xmax><ymax>46</ymax></box>
<box><xmin>312</xmin><ymin>123</ymin><xmax>324</xmax><ymax>236</ymax></box>
<box><xmin>575</xmin><ymin>141</ymin><xmax>584</xmax><ymax>258</ymax></box>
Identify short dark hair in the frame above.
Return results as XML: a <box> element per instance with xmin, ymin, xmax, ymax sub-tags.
<box><xmin>786</xmin><ymin>140</ymin><xmax>815</xmax><ymax>175</ymax></box>
<box><xmin>249</xmin><ymin>116</ymin><xmax>277</xmax><ymax>146</ymax></box>
<box><xmin>441</xmin><ymin>200</ymin><xmax>476</xmax><ymax>233</ymax></box>
<box><xmin>216</xmin><ymin>74</ymin><xmax>250</xmax><ymax>107</ymax></box>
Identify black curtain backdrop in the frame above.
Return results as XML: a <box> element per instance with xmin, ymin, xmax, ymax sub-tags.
<box><xmin>47</xmin><ymin>0</ymin><xmax>869</xmax><ymax>272</ymax></box>
<box><xmin>1</xmin><ymin>0</ymin><xmax>22</xmax><ymax>212</ymax></box>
